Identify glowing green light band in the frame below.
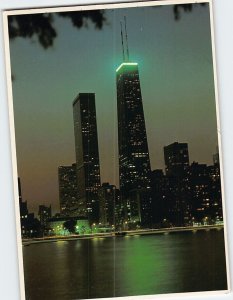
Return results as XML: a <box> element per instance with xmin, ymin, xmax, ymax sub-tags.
<box><xmin>116</xmin><ymin>62</ymin><xmax>138</xmax><ymax>72</ymax></box>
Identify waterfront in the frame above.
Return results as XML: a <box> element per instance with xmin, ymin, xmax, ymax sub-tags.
<box><xmin>23</xmin><ymin>229</ymin><xmax>227</xmax><ymax>300</ymax></box>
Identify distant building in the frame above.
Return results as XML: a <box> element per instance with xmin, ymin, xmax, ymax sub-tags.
<box><xmin>38</xmin><ymin>204</ymin><xmax>52</xmax><ymax>227</ymax></box>
<box><xmin>207</xmin><ymin>162</ymin><xmax>223</xmax><ymax>221</ymax></box>
<box><xmin>151</xmin><ymin>169</ymin><xmax>189</xmax><ymax>227</ymax></box>
<box><xmin>73</xmin><ymin>93</ymin><xmax>101</xmax><ymax>224</ymax></box>
<box><xmin>150</xmin><ymin>158</ymin><xmax>223</xmax><ymax>227</ymax></box>
<box><xmin>187</xmin><ymin>162</ymin><xmax>213</xmax><ymax>223</ymax></box>
<box><xmin>164</xmin><ymin>142</ymin><xmax>189</xmax><ymax>177</ymax></box>
<box><xmin>114</xmin><ymin>189</ymin><xmax>125</xmax><ymax>230</ymax></box>
<box><xmin>151</xmin><ymin>170</ymin><xmax>170</xmax><ymax>227</ymax></box>
<box><xmin>162</xmin><ymin>143</ymin><xmax>191</xmax><ymax>226</ymax></box>
<box><xmin>98</xmin><ymin>183</ymin><xmax>115</xmax><ymax>226</ymax></box>
<box><xmin>19</xmin><ymin>178</ymin><xmax>28</xmax><ymax>222</ymax></box>
<box><xmin>58</xmin><ymin>164</ymin><xmax>79</xmax><ymax>217</ymax></box>
<box><xmin>18</xmin><ymin>178</ymin><xmax>41</xmax><ymax>238</ymax></box>
<box><xmin>116</xmin><ymin>62</ymin><xmax>152</xmax><ymax>227</ymax></box>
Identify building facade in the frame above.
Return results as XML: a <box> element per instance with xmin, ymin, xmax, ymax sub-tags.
<box><xmin>98</xmin><ymin>183</ymin><xmax>116</xmax><ymax>227</ymax></box>
<box><xmin>73</xmin><ymin>93</ymin><xmax>101</xmax><ymax>224</ymax></box>
<box><xmin>58</xmin><ymin>164</ymin><xmax>79</xmax><ymax>217</ymax></box>
<box><xmin>116</xmin><ymin>62</ymin><xmax>152</xmax><ymax>227</ymax></box>
<box><xmin>18</xmin><ymin>178</ymin><xmax>41</xmax><ymax>238</ymax></box>
<box><xmin>164</xmin><ymin>142</ymin><xmax>189</xmax><ymax>177</ymax></box>
<box><xmin>162</xmin><ymin>143</ymin><xmax>191</xmax><ymax>226</ymax></box>
<box><xmin>38</xmin><ymin>204</ymin><xmax>52</xmax><ymax>227</ymax></box>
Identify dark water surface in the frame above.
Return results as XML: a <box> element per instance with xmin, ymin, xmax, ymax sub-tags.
<box><xmin>23</xmin><ymin>230</ymin><xmax>227</xmax><ymax>300</ymax></box>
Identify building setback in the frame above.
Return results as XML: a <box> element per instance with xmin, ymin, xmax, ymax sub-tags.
<box><xmin>116</xmin><ymin>62</ymin><xmax>152</xmax><ymax>226</ymax></box>
<box><xmin>58</xmin><ymin>164</ymin><xmax>80</xmax><ymax>217</ymax></box>
<box><xmin>73</xmin><ymin>93</ymin><xmax>101</xmax><ymax>224</ymax></box>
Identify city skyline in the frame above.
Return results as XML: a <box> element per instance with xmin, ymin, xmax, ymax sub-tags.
<box><xmin>9</xmin><ymin>4</ymin><xmax>219</xmax><ymax>214</ymax></box>
<box><xmin>19</xmin><ymin>140</ymin><xmax>220</xmax><ymax>218</ymax></box>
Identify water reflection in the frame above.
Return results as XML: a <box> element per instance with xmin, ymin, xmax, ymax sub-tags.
<box><xmin>23</xmin><ymin>230</ymin><xmax>227</xmax><ymax>300</ymax></box>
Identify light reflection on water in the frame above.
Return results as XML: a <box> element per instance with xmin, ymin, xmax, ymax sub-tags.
<box><xmin>23</xmin><ymin>230</ymin><xmax>227</xmax><ymax>300</ymax></box>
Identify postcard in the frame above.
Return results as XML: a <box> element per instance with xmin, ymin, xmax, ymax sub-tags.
<box><xmin>3</xmin><ymin>0</ymin><xmax>230</xmax><ymax>299</ymax></box>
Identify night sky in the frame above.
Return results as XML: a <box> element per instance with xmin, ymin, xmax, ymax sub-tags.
<box><xmin>9</xmin><ymin>3</ymin><xmax>218</xmax><ymax>215</ymax></box>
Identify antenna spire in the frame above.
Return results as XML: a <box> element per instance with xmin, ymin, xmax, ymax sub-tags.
<box><xmin>120</xmin><ymin>22</ymin><xmax>125</xmax><ymax>62</ymax></box>
<box><xmin>124</xmin><ymin>16</ymin><xmax>130</xmax><ymax>62</ymax></box>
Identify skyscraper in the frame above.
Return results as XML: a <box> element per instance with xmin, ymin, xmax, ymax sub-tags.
<box><xmin>164</xmin><ymin>142</ymin><xmax>189</xmax><ymax>177</ymax></box>
<box><xmin>116</xmin><ymin>23</ymin><xmax>152</xmax><ymax>226</ymax></box>
<box><xmin>73</xmin><ymin>93</ymin><xmax>101</xmax><ymax>224</ymax></box>
<box><xmin>58</xmin><ymin>163</ymin><xmax>80</xmax><ymax>217</ymax></box>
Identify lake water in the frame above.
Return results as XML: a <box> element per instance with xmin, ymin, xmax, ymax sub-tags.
<box><xmin>23</xmin><ymin>229</ymin><xmax>228</xmax><ymax>300</ymax></box>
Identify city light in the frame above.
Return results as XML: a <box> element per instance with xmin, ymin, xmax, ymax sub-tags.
<box><xmin>116</xmin><ymin>62</ymin><xmax>138</xmax><ymax>72</ymax></box>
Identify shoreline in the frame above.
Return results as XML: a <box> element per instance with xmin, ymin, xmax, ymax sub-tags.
<box><xmin>22</xmin><ymin>224</ymin><xmax>224</xmax><ymax>246</ymax></box>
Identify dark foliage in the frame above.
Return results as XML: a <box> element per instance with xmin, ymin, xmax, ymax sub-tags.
<box><xmin>8</xmin><ymin>4</ymin><xmax>206</xmax><ymax>48</ymax></box>
<box><xmin>174</xmin><ymin>3</ymin><xmax>207</xmax><ymax>20</ymax></box>
<box><xmin>63</xmin><ymin>219</ymin><xmax>77</xmax><ymax>234</ymax></box>
<box><xmin>8</xmin><ymin>10</ymin><xmax>105</xmax><ymax>49</ymax></box>
<box><xmin>58</xmin><ymin>10</ymin><xmax>105</xmax><ymax>29</ymax></box>
<box><xmin>8</xmin><ymin>13</ymin><xmax>57</xmax><ymax>49</ymax></box>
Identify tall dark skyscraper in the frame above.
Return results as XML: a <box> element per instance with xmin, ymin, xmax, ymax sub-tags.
<box><xmin>73</xmin><ymin>93</ymin><xmax>101</xmax><ymax>224</ymax></box>
<box><xmin>164</xmin><ymin>142</ymin><xmax>189</xmax><ymax>177</ymax></box>
<box><xmin>116</xmin><ymin>22</ymin><xmax>152</xmax><ymax>226</ymax></box>
<box><xmin>116</xmin><ymin>62</ymin><xmax>152</xmax><ymax>226</ymax></box>
<box><xmin>58</xmin><ymin>164</ymin><xmax>79</xmax><ymax>217</ymax></box>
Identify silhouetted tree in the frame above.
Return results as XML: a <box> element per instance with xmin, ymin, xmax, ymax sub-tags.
<box><xmin>174</xmin><ymin>3</ymin><xmax>206</xmax><ymax>20</ymax></box>
<box><xmin>63</xmin><ymin>219</ymin><xmax>77</xmax><ymax>234</ymax></box>
<box><xmin>8</xmin><ymin>4</ymin><xmax>206</xmax><ymax>49</ymax></box>
<box><xmin>8</xmin><ymin>10</ymin><xmax>106</xmax><ymax>49</ymax></box>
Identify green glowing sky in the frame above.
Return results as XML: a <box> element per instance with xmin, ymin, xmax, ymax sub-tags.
<box><xmin>9</xmin><ymin>3</ymin><xmax>218</xmax><ymax>214</ymax></box>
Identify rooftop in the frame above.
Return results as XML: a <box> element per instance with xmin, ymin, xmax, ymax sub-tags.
<box><xmin>116</xmin><ymin>62</ymin><xmax>138</xmax><ymax>73</ymax></box>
